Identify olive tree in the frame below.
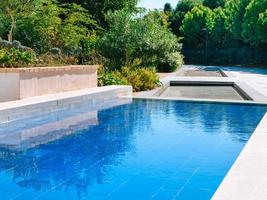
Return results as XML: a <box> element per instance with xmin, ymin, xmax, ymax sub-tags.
<box><xmin>0</xmin><ymin>0</ymin><xmax>34</xmax><ymax>42</ymax></box>
<box><xmin>99</xmin><ymin>9</ymin><xmax>183</xmax><ymax>72</ymax></box>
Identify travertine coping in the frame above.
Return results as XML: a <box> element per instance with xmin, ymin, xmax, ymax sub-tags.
<box><xmin>212</xmin><ymin>113</ymin><xmax>267</xmax><ymax>200</ymax></box>
<box><xmin>0</xmin><ymin>65</ymin><xmax>99</xmax><ymax>73</ymax></box>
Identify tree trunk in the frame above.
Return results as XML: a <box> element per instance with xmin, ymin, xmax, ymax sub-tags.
<box><xmin>6</xmin><ymin>6</ymin><xmax>16</xmax><ymax>42</ymax></box>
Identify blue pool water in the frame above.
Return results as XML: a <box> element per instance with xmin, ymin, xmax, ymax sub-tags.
<box><xmin>0</xmin><ymin>100</ymin><xmax>266</xmax><ymax>200</ymax></box>
<box><xmin>190</xmin><ymin>65</ymin><xmax>267</xmax><ymax>75</ymax></box>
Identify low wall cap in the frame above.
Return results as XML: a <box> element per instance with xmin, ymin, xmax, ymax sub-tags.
<box><xmin>0</xmin><ymin>65</ymin><xmax>99</xmax><ymax>73</ymax></box>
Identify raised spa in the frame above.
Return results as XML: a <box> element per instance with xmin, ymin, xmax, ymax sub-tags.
<box><xmin>158</xmin><ymin>82</ymin><xmax>252</xmax><ymax>101</ymax></box>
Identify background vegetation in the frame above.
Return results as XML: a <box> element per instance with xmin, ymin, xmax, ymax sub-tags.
<box><xmin>165</xmin><ymin>0</ymin><xmax>267</xmax><ymax>65</ymax></box>
<box><xmin>0</xmin><ymin>0</ymin><xmax>266</xmax><ymax>91</ymax></box>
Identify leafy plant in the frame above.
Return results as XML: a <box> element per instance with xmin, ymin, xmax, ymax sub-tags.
<box><xmin>157</xmin><ymin>52</ymin><xmax>184</xmax><ymax>72</ymax></box>
<box><xmin>242</xmin><ymin>0</ymin><xmax>267</xmax><ymax>46</ymax></box>
<box><xmin>98</xmin><ymin>72</ymin><xmax>128</xmax><ymax>87</ymax></box>
<box><xmin>99</xmin><ymin>9</ymin><xmax>183</xmax><ymax>71</ymax></box>
<box><xmin>0</xmin><ymin>47</ymin><xmax>36</xmax><ymax>67</ymax></box>
<box><xmin>121</xmin><ymin>67</ymin><xmax>161</xmax><ymax>92</ymax></box>
<box><xmin>99</xmin><ymin>66</ymin><xmax>161</xmax><ymax>92</ymax></box>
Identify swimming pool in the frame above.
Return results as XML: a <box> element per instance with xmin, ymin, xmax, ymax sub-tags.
<box><xmin>0</xmin><ymin>99</ymin><xmax>266</xmax><ymax>200</ymax></box>
<box><xmin>189</xmin><ymin>65</ymin><xmax>267</xmax><ymax>75</ymax></box>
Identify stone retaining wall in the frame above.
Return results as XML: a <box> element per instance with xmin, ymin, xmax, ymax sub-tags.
<box><xmin>0</xmin><ymin>65</ymin><xmax>98</xmax><ymax>102</ymax></box>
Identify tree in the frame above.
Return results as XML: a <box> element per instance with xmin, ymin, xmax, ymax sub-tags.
<box><xmin>224</xmin><ymin>0</ymin><xmax>251</xmax><ymax>42</ymax></box>
<box><xmin>59</xmin><ymin>3</ymin><xmax>98</xmax><ymax>53</ymax></box>
<box><xmin>164</xmin><ymin>3</ymin><xmax>173</xmax><ymax>14</ymax></box>
<box><xmin>203</xmin><ymin>0</ymin><xmax>225</xmax><ymax>9</ymax></box>
<box><xmin>57</xmin><ymin>0</ymin><xmax>138</xmax><ymax>28</ymax></box>
<box><xmin>169</xmin><ymin>0</ymin><xmax>202</xmax><ymax>36</ymax></box>
<box><xmin>14</xmin><ymin>0</ymin><xmax>62</xmax><ymax>52</ymax></box>
<box><xmin>99</xmin><ymin>9</ymin><xmax>183</xmax><ymax>71</ymax></box>
<box><xmin>0</xmin><ymin>0</ymin><xmax>34</xmax><ymax>42</ymax></box>
<box><xmin>242</xmin><ymin>0</ymin><xmax>267</xmax><ymax>46</ymax></box>
<box><xmin>209</xmin><ymin>7</ymin><xmax>230</xmax><ymax>48</ymax></box>
<box><xmin>180</xmin><ymin>5</ymin><xmax>213</xmax><ymax>49</ymax></box>
<box><xmin>14</xmin><ymin>0</ymin><xmax>98</xmax><ymax>54</ymax></box>
<box><xmin>175</xmin><ymin>0</ymin><xmax>203</xmax><ymax>13</ymax></box>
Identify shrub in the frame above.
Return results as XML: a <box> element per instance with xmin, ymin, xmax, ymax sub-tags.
<box><xmin>98</xmin><ymin>72</ymin><xmax>128</xmax><ymax>86</ymax></box>
<box><xmin>36</xmin><ymin>53</ymin><xmax>79</xmax><ymax>66</ymax></box>
<box><xmin>99</xmin><ymin>67</ymin><xmax>161</xmax><ymax>92</ymax></box>
<box><xmin>0</xmin><ymin>47</ymin><xmax>36</xmax><ymax>67</ymax></box>
<box><xmin>119</xmin><ymin>67</ymin><xmax>161</xmax><ymax>92</ymax></box>
<box><xmin>157</xmin><ymin>52</ymin><xmax>184</xmax><ymax>72</ymax></box>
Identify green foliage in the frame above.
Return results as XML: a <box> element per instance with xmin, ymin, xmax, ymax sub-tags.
<box><xmin>0</xmin><ymin>0</ymin><xmax>34</xmax><ymax>42</ymax></box>
<box><xmin>180</xmin><ymin>5</ymin><xmax>213</xmax><ymax>49</ymax></box>
<box><xmin>14</xmin><ymin>0</ymin><xmax>98</xmax><ymax>54</ymax></box>
<box><xmin>157</xmin><ymin>52</ymin><xmax>184</xmax><ymax>72</ymax></box>
<box><xmin>242</xmin><ymin>0</ymin><xmax>267</xmax><ymax>46</ymax></box>
<box><xmin>98</xmin><ymin>66</ymin><xmax>160</xmax><ymax>92</ymax></box>
<box><xmin>169</xmin><ymin>0</ymin><xmax>203</xmax><ymax>36</ymax></box>
<box><xmin>209</xmin><ymin>7</ymin><xmax>230</xmax><ymax>48</ymax></box>
<box><xmin>120</xmin><ymin>67</ymin><xmax>160</xmax><ymax>92</ymax></box>
<box><xmin>175</xmin><ymin>0</ymin><xmax>203</xmax><ymax>13</ymax></box>
<box><xmin>14</xmin><ymin>0</ymin><xmax>62</xmax><ymax>53</ymax></box>
<box><xmin>98</xmin><ymin>71</ymin><xmax>128</xmax><ymax>87</ymax></box>
<box><xmin>224</xmin><ymin>0</ymin><xmax>251</xmax><ymax>41</ymax></box>
<box><xmin>99</xmin><ymin>9</ymin><xmax>183</xmax><ymax>71</ymax></box>
<box><xmin>0</xmin><ymin>47</ymin><xmax>36</xmax><ymax>67</ymax></box>
<box><xmin>36</xmin><ymin>53</ymin><xmax>79</xmax><ymax>66</ymax></box>
<box><xmin>59</xmin><ymin>3</ymin><xmax>98</xmax><ymax>53</ymax></box>
<box><xmin>203</xmin><ymin>0</ymin><xmax>225</xmax><ymax>9</ymax></box>
<box><xmin>57</xmin><ymin>0</ymin><xmax>138</xmax><ymax>28</ymax></box>
<box><xmin>164</xmin><ymin>3</ymin><xmax>173</xmax><ymax>14</ymax></box>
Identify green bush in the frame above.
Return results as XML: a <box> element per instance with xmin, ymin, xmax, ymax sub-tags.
<box><xmin>122</xmin><ymin>67</ymin><xmax>161</xmax><ymax>92</ymax></box>
<box><xmin>99</xmin><ymin>67</ymin><xmax>161</xmax><ymax>92</ymax></box>
<box><xmin>0</xmin><ymin>48</ymin><xmax>36</xmax><ymax>67</ymax></box>
<box><xmin>98</xmin><ymin>72</ymin><xmax>128</xmax><ymax>86</ymax></box>
<box><xmin>157</xmin><ymin>52</ymin><xmax>184</xmax><ymax>72</ymax></box>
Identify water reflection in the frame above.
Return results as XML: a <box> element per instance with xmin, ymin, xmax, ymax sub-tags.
<box><xmin>0</xmin><ymin>99</ymin><xmax>266</xmax><ymax>199</ymax></box>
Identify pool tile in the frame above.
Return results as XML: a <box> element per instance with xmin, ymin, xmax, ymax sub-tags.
<box><xmin>0</xmin><ymin>100</ymin><xmax>266</xmax><ymax>200</ymax></box>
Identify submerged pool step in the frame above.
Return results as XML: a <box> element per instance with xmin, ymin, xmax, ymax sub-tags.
<box><xmin>0</xmin><ymin>86</ymin><xmax>132</xmax><ymax>124</ymax></box>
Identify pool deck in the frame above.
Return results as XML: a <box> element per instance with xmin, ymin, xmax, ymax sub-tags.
<box><xmin>224</xmin><ymin>70</ymin><xmax>267</xmax><ymax>98</ymax></box>
<box><xmin>135</xmin><ymin>65</ymin><xmax>267</xmax><ymax>200</ymax></box>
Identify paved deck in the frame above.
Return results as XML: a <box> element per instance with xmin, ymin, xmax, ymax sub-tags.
<box><xmin>224</xmin><ymin>71</ymin><xmax>267</xmax><ymax>98</ymax></box>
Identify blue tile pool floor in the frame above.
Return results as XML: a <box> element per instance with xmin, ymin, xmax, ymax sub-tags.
<box><xmin>0</xmin><ymin>100</ymin><xmax>266</xmax><ymax>200</ymax></box>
